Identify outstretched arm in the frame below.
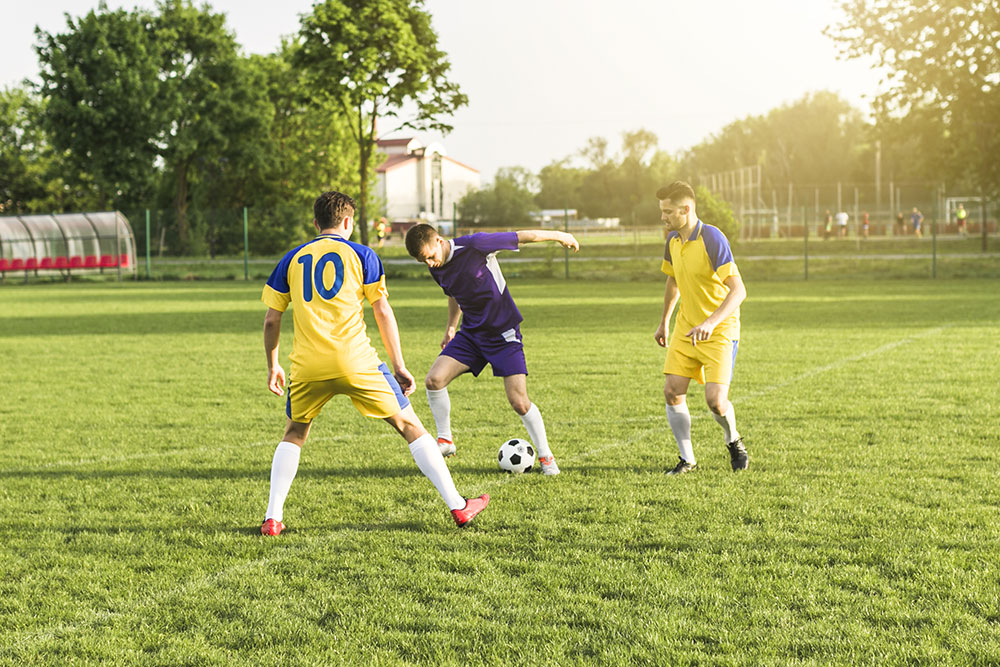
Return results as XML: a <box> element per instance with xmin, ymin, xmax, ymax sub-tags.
<box><xmin>515</xmin><ymin>229</ymin><xmax>579</xmax><ymax>251</ymax></box>
<box><xmin>371</xmin><ymin>297</ymin><xmax>415</xmax><ymax>396</ymax></box>
<box><xmin>263</xmin><ymin>308</ymin><xmax>286</xmax><ymax>396</ymax></box>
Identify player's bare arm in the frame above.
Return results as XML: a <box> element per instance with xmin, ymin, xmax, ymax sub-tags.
<box><xmin>442</xmin><ymin>296</ymin><xmax>461</xmax><ymax>349</ymax></box>
<box><xmin>655</xmin><ymin>276</ymin><xmax>679</xmax><ymax>348</ymax></box>
<box><xmin>686</xmin><ymin>274</ymin><xmax>747</xmax><ymax>342</ymax></box>
<box><xmin>371</xmin><ymin>296</ymin><xmax>415</xmax><ymax>396</ymax></box>
<box><xmin>515</xmin><ymin>229</ymin><xmax>580</xmax><ymax>251</ymax></box>
<box><xmin>263</xmin><ymin>307</ymin><xmax>286</xmax><ymax>396</ymax></box>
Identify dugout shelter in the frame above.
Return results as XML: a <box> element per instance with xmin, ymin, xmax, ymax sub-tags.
<box><xmin>0</xmin><ymin>211</ymin><xmax>136</xmax><ymax>281</ymax></box>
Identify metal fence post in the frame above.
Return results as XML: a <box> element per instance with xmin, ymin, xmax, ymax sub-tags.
<box><xmin>243</xmin><ymin>206</ymin><xmax>249</xmax><ymax>281</ymax></box>
<box><xmin>564</xmin><ymin>204</ymin><xmax>570</xmax><ymax>279</ymax></box>
<box><xmin>803</xmin><ymin>205</ymin><xmax>809</xmax><ymax>281</ymax></box>
<box><xmin>145</xmin><ymin>209</ymin><xmax>151</xmax><ymax>280</ymax></box>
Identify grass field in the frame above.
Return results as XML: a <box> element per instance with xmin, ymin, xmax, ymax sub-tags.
<box><xmin>1</xmin><ymin>276</ymin><xmax>999</xmax><ymax>664</ymax></box>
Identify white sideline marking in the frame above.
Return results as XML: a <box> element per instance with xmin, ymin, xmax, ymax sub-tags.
<box><xmin>11</xmin><ymin>324</ymin><xmax>951</xmax><ymax>647</ymax></box>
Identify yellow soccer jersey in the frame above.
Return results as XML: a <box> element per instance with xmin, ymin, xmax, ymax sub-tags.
<box><xmin>262</xmin><ymin>234</ymin><xmax>388</xmax><ymax>382</ymax></box>
<box><xmin>661</xmin><ymin>220</ymin><xmax>741</xmax><ymax>341</ymax></box>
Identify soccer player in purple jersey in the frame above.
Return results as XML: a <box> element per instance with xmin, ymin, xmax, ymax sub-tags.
<box><xmin>405</xmin><ymin>224</ymin><xmax>580</xmax><ymax>475</ymax></box>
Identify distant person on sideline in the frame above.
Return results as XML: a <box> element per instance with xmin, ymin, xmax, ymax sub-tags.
<box><xmin>654</xmin><ymin>181</ymin><xmax>749</xmax><ymax>475</ymax></box>
<box><xmin>862</xmin><ymin>211</ymin><xmax>870</xmax><ymax>239</ymax></box>
<box><xmin>956</xmin><ymin>203</ymin><xmax>968</xmax><ymax>238</ymax></box>
<box><xmin>896</xmin><ymin>211</ymin><xmax>906</xmax><ymax>236</ymax></box>
<box><xmin>911</xmin><ymin>207</ymin><xmax>924</xmax><ymax>238</ymax></box>
<box><xmin>823</xmin><ymin>210</ymin><xmax>833</xmax><ymax>240</ymax></box>
<box><xmin>835</xmin><ymin>211</ymin><xmax>849</xmax><ymax>238</ymax></box>
<box><xmin>258</xmin><ymin>191</ymin><xmax>489</xmax><ymax>536</ymax></box>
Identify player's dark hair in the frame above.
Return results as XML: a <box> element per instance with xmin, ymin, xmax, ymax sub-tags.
<box><xmin>314</xmin><ymin>191</ymin><xmax>356</xmax><ymax>230</ymax></box>
<box><xmin>405</xmin><ymin>223</ymin><xmax>440</xmax><ymax>258</ymax></box>
<box><xmin>656</xmin><ymin>180</ymin><xmax>696</xmax><ymax>202</ymax></box>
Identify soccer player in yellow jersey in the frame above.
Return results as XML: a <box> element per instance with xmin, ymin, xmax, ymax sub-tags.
<box><xmin>653</xmin><ymin>181</ymin><xmax>749</xmax><ymax>474</ymax></box>
<box><xmin>259</xmin><ymin>191</ymin><xmax>488</xmax><ymax>534</ymax></box>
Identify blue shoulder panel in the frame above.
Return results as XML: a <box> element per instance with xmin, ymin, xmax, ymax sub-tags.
<box><xmin>700</xmin><ymin>224</ymin><xmax>735</xmax><ymax>271</ymax></box>
<box><xmin>663</xmin><ymin>231</ymin><xmax>679</xmax><ymax>263</ymax></box>
<box><xmin>342</xmin><ymin>238</ymin><xmax>385</xmax><ymax>285</ymax></box>
<box><xmin>266</xmin><ymin>241</ymin><xmax>312</xmax><ymax>293</ymax></box>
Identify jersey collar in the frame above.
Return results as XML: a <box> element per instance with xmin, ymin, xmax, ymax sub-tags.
<box><xmin>441</xmin><ymin>238</ymin><xmax>456</xmax><ymax>266</ymax></box>
<box><xmin>681</xmin><ymin>220</ymin><xmax>703</xmax><ymax>243</ymax></box>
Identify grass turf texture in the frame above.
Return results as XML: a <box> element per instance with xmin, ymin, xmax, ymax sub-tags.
<box><xmin>1</xmin><ymin>278</ymin><xmax>998</xmax><ymax>665</ymax></box>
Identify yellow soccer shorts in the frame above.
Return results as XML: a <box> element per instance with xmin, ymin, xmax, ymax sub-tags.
<box><xmin>286</xmin><ymin>362</ymin><xmax>409</xmax><ymax>422</ymax></box>
<box><xmin>663</xmin><ymin>333</ymin><xmax>739</xmax><ymax>386</ymax></box>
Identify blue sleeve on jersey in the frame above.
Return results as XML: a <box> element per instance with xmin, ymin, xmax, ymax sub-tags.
<box><xmin>464</xmin><ymin>232</ymin><xmax>519</xmax><ymax>254</ymax></box>
<box><xmin>700</xmin><ymin>225</ymin><xmax>735</xmax><ymax>271</ymax></box>
<box><xmin>663</xmin><ymin>232</ymin><xmax>678</xmax><ymax>264</ymax></box>
<box><xmin>265</xmin><ymin>247</ymin><xmax>298</xmax><ymax>293</ymax></box>
<box><xmin>346</xmin><ymin>239</ymin><xmax>385</xmax><ymax>284</ymax></box>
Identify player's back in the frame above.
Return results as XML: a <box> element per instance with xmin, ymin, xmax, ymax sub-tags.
<box><xmin>262</xmin><ymin>234</ymin><xmax>388</xmax><ymax>381</ymax></box>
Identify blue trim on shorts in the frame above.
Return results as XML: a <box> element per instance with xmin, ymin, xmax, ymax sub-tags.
<box><xmin>285</xmin><ymin>388</ymin><xmax>292</xmax><ymax>419</ymax></box>
<box><xmin>378</xmin><ymin>362</ymin><xmax>410</xmax><ymax>411</ymax></box>
<box><xmin>731</xmin><ymin>339</ymin><xmax>739</xmax><ymax>383</ymax></box>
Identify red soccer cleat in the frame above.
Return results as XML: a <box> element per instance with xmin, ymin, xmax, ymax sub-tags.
<box><xmin>260</xmin><ymin>518</ymin><xmax>285</xmax><ymax>536</ymax></box>
<box><xmin>451</xmin><ymin>494</ymin><xmax>489</xmax><ymax>527</ymax></box>
<box><xmin>437</xmin><ymin>437</ymin><xmax>456</xmax><ymax>458</ymax></box>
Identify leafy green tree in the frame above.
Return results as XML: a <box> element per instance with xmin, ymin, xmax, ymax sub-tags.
<box><xmin>154</xmin><ymin>0</ymin><xmax>271</xmax><ymax>254</ymax></box>
<box><xmin>295</xmin><ymin>0</ymin><xmax>467</xmax><ymax>245</ymax></box>
<box><xmin>536</xmin><ymin>159</ymin><xmax>585</xmax><ymax>211</ymax></box>
<box><xmin>458</xmin><ymin>167</ymin><xmax>537</xmax><ymax>228</ymax></box>
<box><xmin>695</xmin><ymin>186</ymin><xmax>737</xmax><ymax>240</ymax></box>
<box><xmin>34</xmin><ymin>3</ymin><xmax>164</xmax><ymax>208</ymax></box>
<box><xmin>830</xmin><ymin>0</ymin><xmax>1000</xmax><ymax>249</ymax></box>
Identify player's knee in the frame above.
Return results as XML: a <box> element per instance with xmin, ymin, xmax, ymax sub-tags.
<box><xmin>664</xmin><ymin>385</ymin><xmax>684</xmax><ymax>404</ymax></box>
<box><xmin>508</xmin><ymin>395</ymin><xmax>531</xmax><ymax>415</ymax></box>
<box><xmin>705</xmin><ymin>395</ymin><xmax>727</xmax><ymax>415</ymax></box>
<box><xmin>424</xmin><ymin>374</ymin><xmax>445</xmax><ymax>391</ymax></box>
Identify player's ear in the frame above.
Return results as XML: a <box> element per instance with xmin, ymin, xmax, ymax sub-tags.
<box><xmin>313</xmin><ymin>219</ymin><xmax>321</xmax><ymax>232</ymax></box>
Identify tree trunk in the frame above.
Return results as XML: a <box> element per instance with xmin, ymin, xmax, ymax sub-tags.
<box><xmin>358</xmin><ymin>143</ymin><xmax>370</xmax><ymax>246</ymax></box>
<box><xmin>174</xmin><ymin>164</ymin><xmax>190</xmax><ymax>254</ymax></box>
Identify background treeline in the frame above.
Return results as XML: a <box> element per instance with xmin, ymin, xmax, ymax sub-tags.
<box><xmin>2</xmin><ymin>0</ymin><xmax>996</xmax><ymax>251</ymax></box>
<box><xmin>1</xmin><ymin>0</ymin><xmax>464</xmax><ymax>253</ymax></box>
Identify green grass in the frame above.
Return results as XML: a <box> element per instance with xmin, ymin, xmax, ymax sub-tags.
<box><xmin>1</xmin><ymin>277</ymin><xmax>999</xmax><ymax>665</ymax></box>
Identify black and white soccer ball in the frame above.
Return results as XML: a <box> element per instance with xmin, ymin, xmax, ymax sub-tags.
<box><xmin>498</xmin><ymin>438</ymin><xmax>535</xmax><ymax>473</ymax></box>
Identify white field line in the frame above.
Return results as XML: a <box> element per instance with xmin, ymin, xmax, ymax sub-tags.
<box><xmin>9</xmin><ymin>324</ymin><xmax>950</xmax><ymax>649</ymax></box>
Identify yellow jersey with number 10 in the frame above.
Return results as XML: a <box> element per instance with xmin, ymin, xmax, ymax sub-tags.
<box><xmin>262</xmin><ymin>234</ymin><xmax>388</xmax><ymax>382</ymax></box>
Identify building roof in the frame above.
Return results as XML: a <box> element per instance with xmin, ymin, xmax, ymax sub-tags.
<box><xmin>376</xmin><ymin>153</ymin><xmax>419</xmax><ymax>173</ymax></box>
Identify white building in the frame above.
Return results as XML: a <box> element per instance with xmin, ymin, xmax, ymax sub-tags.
<box><xmin>375</xmin><ymin>137</ymin><xmax>479</xmax><ymax>226</ymax></box>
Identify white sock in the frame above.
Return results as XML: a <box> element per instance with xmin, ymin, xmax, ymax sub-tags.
<box><xmin>265</xmin><ymin>441</ymin><xmax>301</xmax><ymax>522</ymax></box>
<box><xmin>666</xmin><ymin>402</ymin><xmax>695</xmax><ymax>464</ymax></box>
<box><xmin>408</xmin><ymin>433</ymin><xmax>465</xmax><ymax>510</ymax></box>
<box><xmin>426</xmin><ymin>388</ymin><xmax>452</xmax><ymax>441</ymax></box>
<box><xmin>520</xmin><ymin>403</ymin><xmax>553</xmax><ymax>458</ymax></box>
<box><xmin>713</xmin><ymin>402</ymin><xmax>740</xmax><ymax>444</ymax></box>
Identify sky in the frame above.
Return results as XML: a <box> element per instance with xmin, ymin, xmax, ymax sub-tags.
<box><xmin>2</xmin><ymin>0</ymin><xmax>882</xmax><ymax>182</ymax></box>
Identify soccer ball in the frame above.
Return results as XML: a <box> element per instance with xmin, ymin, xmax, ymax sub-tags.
<box><xmin>498</xmin><ymin>438</ymin><xmax>535</xmax><ymax>473</ymax></box>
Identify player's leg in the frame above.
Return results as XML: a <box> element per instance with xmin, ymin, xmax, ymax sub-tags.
<box><xmin>503</xmin><ymin>374</ymin><xmax>559</xmax><ymax>475</ymax></box>
<box><xmin>384</xmin><ymin>404</ymin><xmax>489</xmax><ymax>526</ymax></box>
<box><xmin>703</xmin><ymin>339</ymin><xmax>748</xmax><ymax>471</ymax></box>
<box><xmin>664</xmin><ymin>373</ymin><xmax>696</xmax><ymax>473</ymax></box>
<box><xmin>424</xmin><ymin>353</ymin><xmax>472</xmax><ymax>457</ymax></box>
<box><xmin>262</xmin><ymin>418</ymin><xmax>310</xmax><ymax>535</ymax></box>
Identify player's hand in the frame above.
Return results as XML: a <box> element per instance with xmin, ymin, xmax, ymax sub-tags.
<box><xmin>394</xmin><ymin>367</ymin><xmax>416</xmax><ymax>397</ymax></box>
<box><xmin>559</xmin><ymin>232</ymin><xmax>580</xmax><ymax>252</ymax></box>
<box><xmin>267</xmin><ymin>364</ymin><xmax>286</xmax><ymax>396</ymax></box>
<box><xmin>654</xmin><ymin>322</ymin><xmax>668</xmax><ymax>348</ymax></box>
<box><xmin>685</xmin><ymin>321</ymin><xmax>715</xmax><ymax>344</ymax></box>
<box><xmin>441</xmin><ymin>327</ymin><xmax>456</xmax><ymax>350</ymax></box>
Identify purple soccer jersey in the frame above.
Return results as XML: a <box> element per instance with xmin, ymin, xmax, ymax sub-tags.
<box><xmin>429</xmin><ymin>232</ymin><xmax>522</xmax><ymax>333</ymax></box>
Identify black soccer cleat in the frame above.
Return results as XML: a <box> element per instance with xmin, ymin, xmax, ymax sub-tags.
<box><xmin>667</xmin><ymin>457</ymin><xmax>698</xmax><ymax>475</ymax></box>
<box><xmin>727</xmin><ymin>437</ymin><xmax>749</xmax><ymax>471</ymax></box>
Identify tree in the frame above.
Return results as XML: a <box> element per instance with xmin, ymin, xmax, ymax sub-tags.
<box><xmin>829</xmin><ymin>0</ymin><xmax>1000</xmax><ymax>203</ymax></box>
<box><xmin>296</xmin><ymin>0</ymin><xmax>467</xmax><ymax>245</ymax></box>
<box><xmin>34</xmin><ymin>3</ymin><xmax>164</xmax><ymax>208</ymax></box>
<box><xmin>458</xmin><ymin>167</ymin><xmax>537</xmax><ymax>228</ymax></box>
<box><xmin>695</xmin><ymin>186</ymin><xmax>738</xmax><ymax>240</ymax></box>
<box><xmin>155</xmin><ymin>0</ymin><xmax>271</xmax><ymax>254</ymax></box>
